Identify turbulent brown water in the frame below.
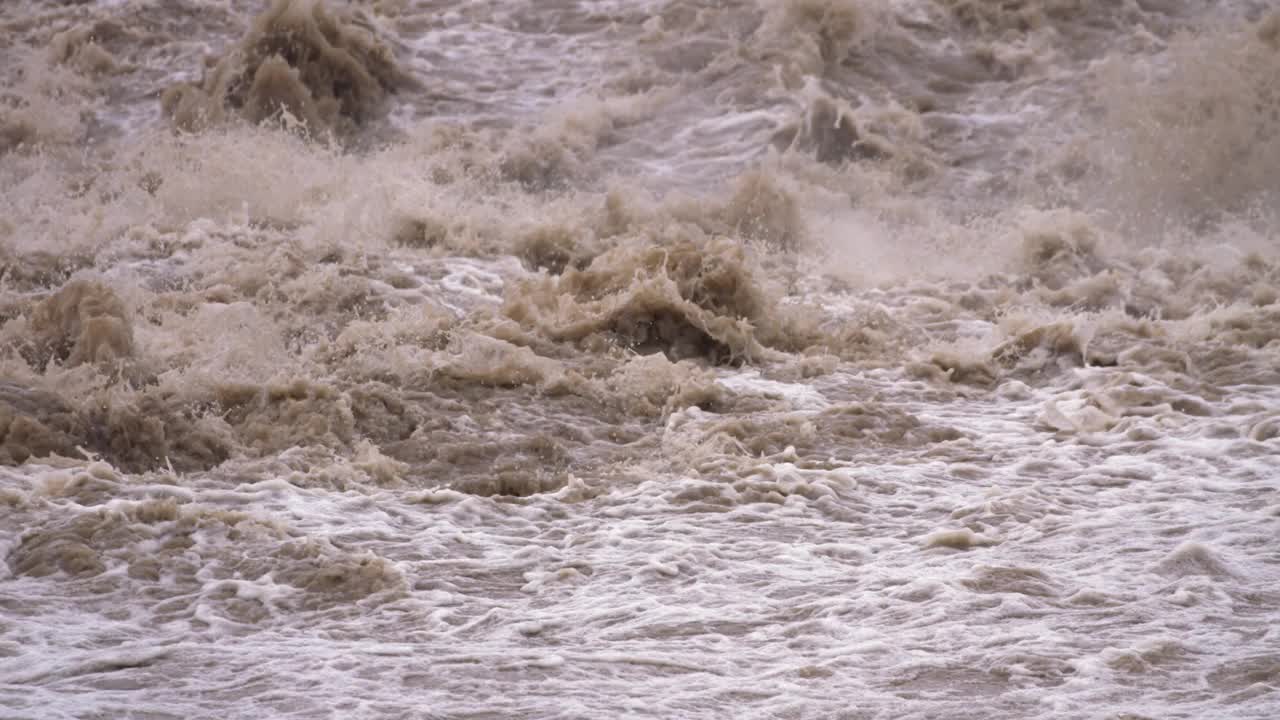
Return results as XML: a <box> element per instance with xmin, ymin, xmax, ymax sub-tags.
<box><xmin>2</xmin><ymin>0</ymin><xmax>1279</xmax><ymax>718</ymax></box>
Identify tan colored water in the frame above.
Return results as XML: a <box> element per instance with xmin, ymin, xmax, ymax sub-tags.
<box><xmin>2</xmin><ymin>1</ymin><xmax>1279</xmax><ymax>717</ymax></box>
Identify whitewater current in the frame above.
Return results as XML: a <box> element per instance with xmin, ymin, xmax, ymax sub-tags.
<box><xmin>1</xmin><ymin>0</ymin><xmax>1279</xmax><ymax>718</ymax></box>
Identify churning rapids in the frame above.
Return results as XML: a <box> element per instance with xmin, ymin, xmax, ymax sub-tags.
<box><xmin>2</xmin><ymin>0</ymin><xmax>1279</xmax><ymax>718</ymax></box>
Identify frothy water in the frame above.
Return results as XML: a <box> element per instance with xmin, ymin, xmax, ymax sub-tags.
<box><xmin>2</xmin><ymin>1</ymin><xmax>1279</xmax><ymax>718</ymax></box>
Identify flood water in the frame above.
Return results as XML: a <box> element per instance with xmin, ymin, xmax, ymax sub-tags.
<box><xmin>1</xmin><ymin>1</ymin><xmax>1279</xmax><ymax>718</ymax></box>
